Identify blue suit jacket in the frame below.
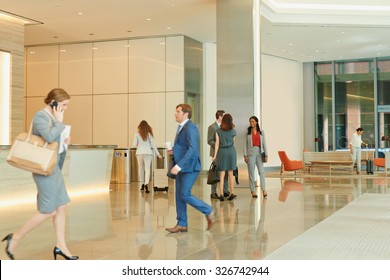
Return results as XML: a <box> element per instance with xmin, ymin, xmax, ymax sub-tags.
<box><xmin>173</xmin><ymin>120</ymin><xmax>201</xmax><ymax>173</ymax></box>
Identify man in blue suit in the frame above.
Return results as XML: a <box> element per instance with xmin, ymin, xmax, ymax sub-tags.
<box><xmin>166</xmin><ymin>104</ymin><xmax>215</xmax><ymax>233</ymax></box>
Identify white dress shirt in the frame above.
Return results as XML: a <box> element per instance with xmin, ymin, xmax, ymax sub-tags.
<box><xmin>350</xmin><ymin>132</ymin><xmax>362</xmax><ymax>148</ymax></box>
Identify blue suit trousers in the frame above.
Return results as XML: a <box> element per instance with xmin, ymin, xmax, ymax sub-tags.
<box><xmin>175</xmin><ymin>171</ymin><xmax>213</xmax><ymax>227</ymax></box>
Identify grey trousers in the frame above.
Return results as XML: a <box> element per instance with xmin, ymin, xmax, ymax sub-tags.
<box><xmin>247</xmin><ymin>146</ymin><xmax>266</xmax><ymax>192</ymax></box>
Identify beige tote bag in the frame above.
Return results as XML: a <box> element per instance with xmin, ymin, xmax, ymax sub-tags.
<box><xmin>7</xmin><ymin>119</ymin><xmax>58</xmax><ymax>176</ymax></box>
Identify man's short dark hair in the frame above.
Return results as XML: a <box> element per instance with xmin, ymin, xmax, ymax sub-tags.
<box><xmin>356</xmin><ymin>127</ymin><xmax>364</xmax><ymax>132</ymax></box>
<box><xmin>215</xmin><ymin>110</ymin><xmax>225</xmax><ymax>120</ymax></box>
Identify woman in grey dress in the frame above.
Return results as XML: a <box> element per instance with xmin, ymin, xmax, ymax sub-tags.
<box><xmin>2</xmin><ymin>88</ymin><xmax>78</xmax><ymax>260</ymax></box>
<box><xmin>212</xmin><ymin>114</ymin><xmax>237</xmax><ymax>201</ymax></box>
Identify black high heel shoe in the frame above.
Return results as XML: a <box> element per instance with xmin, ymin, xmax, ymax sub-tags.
<box><xmin>140</xmin><ymin>184</ymin><xmax>145</xmax><ymax>191</ymax></box>
<box><xmin>2</xmin><ymin>233</ymin><xmax>15</xmax><ymax>260</ymax></box>
<box><xmin>53</xmin><ymin>246</ymin><xmax>79</xmax><ymax>260</ymax></box>
<box><xmin>262</xmin><ymin>190</ymin><xmax>268</xmax><ymax>199</ymax></box>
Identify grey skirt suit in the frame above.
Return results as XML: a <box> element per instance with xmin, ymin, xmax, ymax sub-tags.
<box><xmin>32</xmin><ymin>110</ymin><xmax>70</xmax><ymax>214</ymax></box>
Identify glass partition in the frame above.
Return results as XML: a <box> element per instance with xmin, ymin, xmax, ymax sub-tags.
<box><xmin>377</xmin><ymin>58</ymin><xmax>390</xmax><ymax>152</ymax></box>
<box><xmin>315</xmin><ymin>59</ymin><xmax>377</xmax><ymax>151</ymax></box>
<box><xmin>335</xmin><ymin>60</ymin><xmax>375</xmax><ymax>149</ymax></box>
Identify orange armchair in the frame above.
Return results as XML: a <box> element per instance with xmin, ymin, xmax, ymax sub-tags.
<box><xmin>278</xmin><ymin>151</ymin><xmax>304</xmax><ymax>175</ymax></box>
<box><xmin>373</xmin><ymin>158</ymin><xmax>385</xmax><ymax>171</ymax></box>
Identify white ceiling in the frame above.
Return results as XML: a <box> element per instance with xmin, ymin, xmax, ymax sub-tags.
<box><xmin>2</xmin><ymin>0</ymin><xmax>390</xmax><ymax>62</ymax></box>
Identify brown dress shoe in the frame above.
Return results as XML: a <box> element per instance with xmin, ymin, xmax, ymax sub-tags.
<box><xmin>206</xmin><ymin>210</ymin><xmax>215</xmax><ymax>231</ymax></box>
<box><xmin>210</xmin><ymin>193</ymin><xmax>219</xmax><ymax>199</ymax></box>
<box><xmin>165</xmin><ymin>225</ymin><xmax>188</xmax><ymax>233</ymax></box>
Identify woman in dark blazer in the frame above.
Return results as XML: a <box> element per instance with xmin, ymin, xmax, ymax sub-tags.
<box><xmin>243</xmin><ymin>116</ymin><xmax>268</xmax><ymax>198</ymax></box>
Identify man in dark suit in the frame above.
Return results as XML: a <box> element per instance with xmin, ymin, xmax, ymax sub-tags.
<box><xmin>207</xmin><ymin>110</ymin><xmax>229</xmax><ymax>199</ymax></box>
<box><xmin>166</xmin><ymin>104</ymin><xmax>215</xmax><ymax>233</ymax></box>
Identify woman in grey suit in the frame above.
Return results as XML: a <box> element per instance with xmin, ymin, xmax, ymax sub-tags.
<box><xmin>2</xmin><ymin>88</ymin><xmax>78</xmax><ymax>260</ymax></box>
<box><xmin>243</xmin><ymin>116</ymin><xmax>268</xmax><ymax>198</ymax></box>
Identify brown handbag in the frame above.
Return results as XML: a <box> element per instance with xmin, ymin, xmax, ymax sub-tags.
<box><xmin>7</xmin><ymin>119</ymin><xmax>58</xmax><ymax>176</ymax></box>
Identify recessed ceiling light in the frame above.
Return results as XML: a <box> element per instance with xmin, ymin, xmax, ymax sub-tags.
<box><xmin>289</xmin><ymin>43</ymin><xmax>293</xmax><ymax>46</ymax></box>
<box><xmin>167</xmin><ymin>27</ymin><xmax>172</xmax><ymax>30</ymax></box>
<box><xmin>146</xmin><ymin>18</ymin><xmax>151</xmax><ymax>21</ymax></box>
<box><xmin>78</xmin><ymin>12</ymin><xmax>83</xmax><ymax>15</ymax></box>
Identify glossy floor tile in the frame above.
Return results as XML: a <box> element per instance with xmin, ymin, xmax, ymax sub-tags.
<box><xmin>1</xmin><ymin>175</ymin><xmax>390</xmax><ymax>260</ymax></box>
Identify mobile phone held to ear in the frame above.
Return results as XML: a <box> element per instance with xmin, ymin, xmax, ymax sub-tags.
<box><xmin>50</xmin><ymin>101</ymin><xmax>58</xmax><ymax>109</ymax></box>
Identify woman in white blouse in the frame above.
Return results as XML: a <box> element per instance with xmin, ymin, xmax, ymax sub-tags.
<box><xmin>133</xmin><ymin>120</ymin><xmax>162</xmax><ymax>193</ymax></box>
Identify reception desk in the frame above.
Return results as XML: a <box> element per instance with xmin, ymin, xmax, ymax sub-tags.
<box><xmin>0</xmin><ymin>145</ymin><xmax>116</xmax><ymax>207</ymax></box>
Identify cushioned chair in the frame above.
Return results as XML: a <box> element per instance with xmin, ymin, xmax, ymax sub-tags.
<box><xmin>373</xmin><ymin>158</ymin><xmax>385</xmax><ymax>171</ymax></box>
<box><xmin>278</xmin><ymin>151</ymin><xmax>304</xmax><ymax>175</ymax></box>
<box><xmin>279</xmin><ymin>179</ymin><xmax>304</xmax><ymax>202</ymax></box>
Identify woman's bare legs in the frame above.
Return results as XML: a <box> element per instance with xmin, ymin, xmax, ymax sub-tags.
<box><xmin>8</xmin><ymin>211</ymin><xmax>56</xmax><ymax>254</ymax></box>
<box><xmin>227</xmin><ymin>170</ymin><xmax>234</xmax><ymax>194</ymax></box>
<box><xmin>218</xmin><ymin>171</ymin><xmax>225</xmax><ymax>195</ymax></box>
<box><xmin>7</xmin><ymin>205</ymin><xmax>73</xmax><ymax>257</ymax></box>
<box><xmin>53</xmin><ymin>205</ymin><xmax>73</xmax><ymax>256</ymax></box>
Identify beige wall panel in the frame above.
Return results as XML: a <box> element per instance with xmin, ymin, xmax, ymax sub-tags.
<box><xmin>128</xmin><ymin>93</ymin><xmax>165</xmax><ymax>147</ymax></box>
<box><xmin>165</xmin><ymin>92</ymin><xmax>184</xmax><ymax>145</ymax></box>
<box><xmin>26</xmin><ymin>46</ymin><xmax>59</xmax><ymax>96</ymax></box>
<box><xmin>93</xmin><ymin>40</ymin><xmax>128</xmax><ymax>94</ymax></box>
<box><xmin>64</xmin><ymin>95</ymin><xmax>93</xmax><ymax>145</ymax></box>
<box><xmin>93</xmin><ymin>94</ymin><xmax>128</xmax><ymax>147</ymax></box>
<box><xmin>25</xmin><ymin>97</ymin><xmax>46</xmax><ymax>130</ymax></box>
<box><xmin>59</xmin><ymin>43</ymin><xmax>92</xmax><ymax>95</ymax></box>
<box><xmin>25</xmin><ymin>95</ymin><xmax>93</xmax><ymax>145</ymax></box>
<box><xmin>129</xmin><ymin>38</ymin><xmax>165</xmax><ymax>93</ymax></box>
<box><xmin>166</xmin><ymin>36</ymin><xmax>184</xmax><ymax>92</ymax></box>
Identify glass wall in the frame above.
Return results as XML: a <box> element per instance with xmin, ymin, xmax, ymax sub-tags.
<box><xmin>315</xmin><ymin>57</ymin><xmax>390</xmax><ymax>153</ymax></box>
<box><xmin>315</xmin><ymin>63</ymin><xmax>333</xmax><ymax>151</ymax></box>
<box><xmin>377</xmin><ymin>59</ymin><xmax>390</xmax><ymax>152</ymax></box>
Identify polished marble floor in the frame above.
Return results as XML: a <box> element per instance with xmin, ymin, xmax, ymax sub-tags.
<box><xmin>1</xmin><ymin>174</ymin><xmax>390</xmax><ymax>260</ymax></box>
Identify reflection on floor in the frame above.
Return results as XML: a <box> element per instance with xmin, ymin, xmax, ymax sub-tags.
<box><xmin>1</xmin><ymin>175</ymin><xmax>389</xmax><ymax>260</ymax></box>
